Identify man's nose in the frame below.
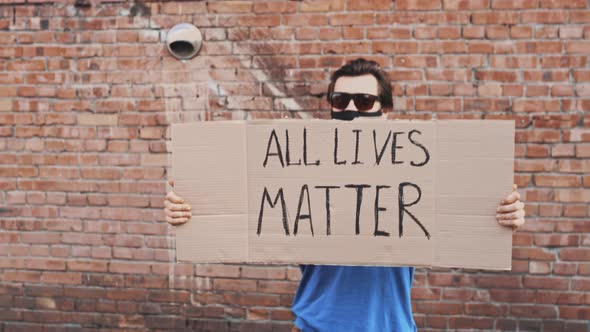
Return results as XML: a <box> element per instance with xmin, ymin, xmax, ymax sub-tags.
<box><xmin>344</xmin><ymin>99</ymin><xmax>357</xmax><ymax>111</ymax></box>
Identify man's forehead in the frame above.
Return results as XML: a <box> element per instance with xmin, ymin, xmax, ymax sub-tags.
<box><xmin>333</xmin><ymin>74</ymin><xmax>378</xmax><ymax>95</ymax></box>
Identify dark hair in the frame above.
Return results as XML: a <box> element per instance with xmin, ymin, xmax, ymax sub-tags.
<box><xmin>326</xmin><ymin>58</ymin><xmax>393</xmax><ymax>110</ymax></box>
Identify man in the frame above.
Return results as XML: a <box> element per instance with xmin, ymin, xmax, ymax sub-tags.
<box><xmin>164</xmin><ymin>58</ymin><xmax>526</xmax><ymax>332</ymax></box>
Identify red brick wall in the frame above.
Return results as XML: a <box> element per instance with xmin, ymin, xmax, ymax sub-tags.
<box><xmin>0</xmin><ymin>0</ymin><xmax>589</xmax><ymax>331</ymax></box>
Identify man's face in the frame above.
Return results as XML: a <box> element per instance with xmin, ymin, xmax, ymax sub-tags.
<box><xmin>331</xmin><ymin>74</ymin><xmax>385</xmax><ymax>119</ymax></box>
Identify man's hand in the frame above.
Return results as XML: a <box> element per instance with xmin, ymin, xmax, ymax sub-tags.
<box><xmin>496</xmin><ymin>184</ymin><xmax>525</xmax><ymax>231</ymax></box>
<box><xmin>164</xmin><ymin>178</ymin><xmax>192</xmax><ymax>226</ymax></box>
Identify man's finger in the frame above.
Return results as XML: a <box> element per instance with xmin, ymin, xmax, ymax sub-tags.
<box><xmin>501</xmin><ymin>190</ymin><xmax>520</xmax><ymax>205</ymax></box>
<box><xmin>497</xmin><ymin>218</ymin><xmax>517</xmax><ymax>227</ymax></box>
<box><xmin>497</xmin><ymin>201</ymin><xmax>524</xmax><ymax>214</ymax></box>
<box><xmin>510</xmin><ymin>218</ymin><xmax>525</xmax><ymax>231</ymax></box>
<box><xmin>167</xmin><ymin>217</ymin><xmax>189</xmax><ymax>226</ymax></box>
<box><xmin>164</xmin><ymin>209</ymin><xmax>190</xmax><ymax>218</ymax></box>
<box><xmin>172</xmin><ymin>218</ymin><xmax>189</xmax><ymax>225</ymax></box>
<box><xmin>513</xmin><ymin>218</ymin><xmax>525</xmax><ymax>227</ymax></box>
<box><xmin>165</xmin><ymin>191</ymin><xmax>184</xmax><ymax>204</ymax></box>
<box><xmin>168</xmin><ymin>211</ymin><xmax>192</xmax><ymax>218</ymax></box>
<box><xmin>168</xmin><ymin>204</ymin><xmax>192</xmax><ymax>212</ymax></box>
<box><xmin>506</xmin><ymin>210</ymin><xmax>525</xmax><ymax>220</ymax></box>
<box><xmin>497</xmin><ymin>210</ymin><xmax>525</xmax><ymax>221</ymax></box>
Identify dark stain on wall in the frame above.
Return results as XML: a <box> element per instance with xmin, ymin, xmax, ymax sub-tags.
<box><xmin>129</xmin><ymin>2</ymin><xmax>151</xmax><ymax>17</ymax></box>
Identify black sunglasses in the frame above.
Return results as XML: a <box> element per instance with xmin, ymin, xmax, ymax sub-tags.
<box><xmin>330</xmin><ymin>92</ymin><xmax>379</xmax><ymax>111</ymax></box>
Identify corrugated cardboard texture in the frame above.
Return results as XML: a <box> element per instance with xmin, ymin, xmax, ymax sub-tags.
<box><xmin>172</xmin><ymin>119</ymin><xmax>515</xmax><ymax>270</ymax></box>
<box><xmin>172</xmin><ymin>122</ymin><xmax>248</xmax><ymax>262</ymax></box>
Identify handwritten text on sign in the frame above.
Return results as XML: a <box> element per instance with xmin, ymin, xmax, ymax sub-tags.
<box><xmin>249</xmin><ymin>121</ymin><xmax>435</xmax><ymax>241</ymax></box>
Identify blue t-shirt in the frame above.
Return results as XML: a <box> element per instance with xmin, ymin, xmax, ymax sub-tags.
<box><xmin>291</xmin><ymin>265</ymin><xmax>416</xmax><ymax>332</ymax></box>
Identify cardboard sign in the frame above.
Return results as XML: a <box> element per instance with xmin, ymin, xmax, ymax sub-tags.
<box><xmin>172</xmin><ymin>119</ymin><xmax>515</xmax><ymax>270</ymax></box>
